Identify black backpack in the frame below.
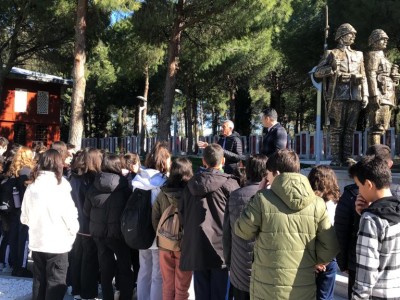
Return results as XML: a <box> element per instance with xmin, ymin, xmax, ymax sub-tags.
<box><xmin>121</xmin><ymin>188</ymin><xmax>155</xmax><ymax>249</ymax></box>
<box><xmin>0</xmin><ymin>177</ymin><xmax>19</xmax><ymax>213</ymax></box>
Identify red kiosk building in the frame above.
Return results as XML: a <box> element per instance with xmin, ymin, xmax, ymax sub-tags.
<box><xmin>0</xmin><ymin>67</ymin><xmax>72</xmax><ymax>147</ymax></box>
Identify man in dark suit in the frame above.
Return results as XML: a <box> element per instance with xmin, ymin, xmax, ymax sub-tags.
<box><xmin>261</xmin><ymin>107</ymin><xmax>287</xmax><ymax>157</ymax></box>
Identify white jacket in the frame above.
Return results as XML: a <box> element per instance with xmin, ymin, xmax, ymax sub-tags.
<box><xmin>20</xmin><ymin>171</ymin><xmax>79</xmax><ymax>253</ymax></box>
<box><xmin>132</xmin><ymin>168</ymin><xmax>167</xmax><ymax>204</ymax></box>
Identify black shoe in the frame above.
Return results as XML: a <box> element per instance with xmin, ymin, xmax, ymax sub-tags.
<box><xmin>11</xmin><ymin>268</ymin><xmax>19</xmax><ymax>277</ymax></box>
<box><xmin>14</xmin><ymin>267</ymin><xmax>33</xmax><ymax>278</ymax></box>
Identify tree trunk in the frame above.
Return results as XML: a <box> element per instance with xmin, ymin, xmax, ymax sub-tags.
<box><xmin>192</xmin><ymin>94</ymin><xmax>198</xmax><ymax>154</ymax></box>
<box><xmin>158</xmin><ymin>0</ymin><xmax>185</xmax><ymax>141</ymax></box>
<box><xmin>295</xmin><ymin>110</ymin><xmax>300</xmax><ymax>134</ymax></box>
<box><xmin>269</xmin><ymin>71</ymin><xmax>282</xmax><ymax>117</ymax></box>
<box><xmin>68</xmin><ymin>0</ymin><xmax>87</xmax><ymax>149</ymax></box>
<box><xmin>199</xmin><ymin>99</ymin><xmax>204</xmax><ymax>136</ymax></box>
<box><xmin>212</xmin><ymin>109</ymin><xmax>219</xmax><ymax>136</ymax></box>
<box><xmin>299</xmin><ymin>94</ymin><xmax>305</xmax><ymax>132</ymax></box>
<box><xmin>184</xmin><ymin>105</ymin><xmax>188</xmax><ymax>137</ymax></box>
<box><xmin>133</xmin><ymin>107</ymin><xmax>139</xmax><ymax>135</ymax></box>
<box><xmin>228</xmin><ymin>76</ymin><xmax>236</xmax><ymax>121</ymax></box>
<box><xmin>186</xmin><ymin>85</ymin><xmax>193</xmax><ymax>153</ymax></box>
<box><xmin>140</xmin><ymin>65</ymin><xmax>149</xmax><ymax>154</ymax></box>
<box><xmin>0</xmin><ymin>72</ymin><xmax>7</xmax><ymax>101</ymax></box>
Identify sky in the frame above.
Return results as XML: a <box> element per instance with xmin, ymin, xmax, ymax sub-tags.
<box><xmin>110</xmin><ymin>11</ymin><xmax>132</xmax><ymax>24</ymax></box>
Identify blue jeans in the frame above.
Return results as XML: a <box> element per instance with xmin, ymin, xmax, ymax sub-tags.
<box><xmin>316</xmin><ymin>260</ymin><xmax>338</xmax><ymax>300</ymax></box>
<box><xmin>136</xmin><ymin>249</ymin><xmax>162</xmax><ymax>300</ymax></box>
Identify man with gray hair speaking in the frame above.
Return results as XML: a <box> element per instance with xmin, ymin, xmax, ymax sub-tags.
<box><xmin>198</xmin><ymin>120</ymin><xmax>243</xmax><ymax>174</ymax></box>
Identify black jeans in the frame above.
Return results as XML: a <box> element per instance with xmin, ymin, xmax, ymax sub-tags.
<box><xmin>71</xmin><ymin>234</ymin><xmax>99</xmax><ymax>298</ymax></box>
<box><xmin>0</xmin><ymin>226</ymin><xmax>9</xmax><ymax>265</ymax></box>
<box><xmin>94</xmin><ymin>237</ymin><xmax>133</xmax><ymax>300</ymax></box>
<box><xmin>194</xmin><ymin>268</ymin><xmax>229</xmax><ymax>300</ymax></box>
<box><xmin>348</xmin><ymin>269</ymin><xmax>356</xmax><ymax>299</ymax></box>
<box><xmin>7</xmin><ymin>210</ymin><xmax>29</xmax><ymax>269</ymax></box>
<box><xmin>32</xmin><ymin>251</ymin><xmax>69</xmax><ymax>300</ymax></box>
<box><xmin>232</xmin><ymin>284</ymin><xmax>250</xmax><ymax>300</ymax></box>
<box><xmin>131</xmin><ymin>248</ymin><xmax>139</xmax><ymax>288</ymax></box>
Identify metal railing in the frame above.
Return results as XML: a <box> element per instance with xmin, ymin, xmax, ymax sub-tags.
<box><xmin>81</xmin><ymin>128</ymin><xmax>398</xmax><ymax>159</ymax></box>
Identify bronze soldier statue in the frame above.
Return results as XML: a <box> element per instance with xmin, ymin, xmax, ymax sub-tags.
<box><xmin>365</xmin><ymin>29</ymin><xmax>400</xmax><ymax>146</ymax></box>
<box><xmin>315</xmin><ymin>23</ymin><xmax>369</xmax><ymax>166</ymax></box>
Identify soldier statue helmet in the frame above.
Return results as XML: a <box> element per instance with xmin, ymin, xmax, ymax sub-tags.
<box><xmin>335</xmin><ymin>23</ymin><xmax>357</xmax><ymax>41</ymax></box>
<box><xmin>368</xmin><ymin>29</ymin><xmax>389</xmax><ymax>47</ymax></box>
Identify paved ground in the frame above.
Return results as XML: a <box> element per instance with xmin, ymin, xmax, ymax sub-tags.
<box><xmin>0</xmin><ymin>271</ymin><xmax>347</xmax><ymax>299</ymax></box>
<box><xmin>0</xmin><ymin>274</ymin><xmax>31</xmax><ymax>300</ymax></box>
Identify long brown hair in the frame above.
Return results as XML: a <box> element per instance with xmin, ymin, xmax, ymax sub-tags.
<box><xmin>144</xmin><ymin>142</ymin><xmax>171</xmax><ymax>175</ymax></box>
<box><xmin>308</xmin><ymin>165</ymin><xmax>340</xmax><ymax>203</ymax></box>
<box><xmin>30</xmin><ymin>149</ymin><xmax>64</xmax><ymax>184</ymax></box>
<box><xmin>71</xmin><ymin>148</ymin><xmax>103</xmax><ymax>175</ymax></box>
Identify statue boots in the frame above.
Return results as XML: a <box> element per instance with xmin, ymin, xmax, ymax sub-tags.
<box><xmin>343</xmin><ymin>133</ymin><xmax>354</xmax><ymax>165</ymax></box>
<box><xmin>330</xmin><ymin>133</ymin><xmax>342</xmax><ymax>166</ymax></box>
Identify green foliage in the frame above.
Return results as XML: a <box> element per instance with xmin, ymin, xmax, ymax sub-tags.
<box><xmin>132</xmin><ymin>0</ymin><xmax>174</xmax><ymax>44</ymax></box>
<box><xmin>93</xmin><ymin>0</ymin><xmax>141</xmax><ymax>11</ymax></box>
<box><xmin>328</xmin><ymin>0</ymin><xmax>400</xmax><ymax>51</ymax></box>
<box><xmin>0</xmin><ymin>0</ymin><xmax>75</xmax><ymax>69</ymax></box>
<box><xmin>108</xmin><ymin>19</ymin><xmax>166</xmax><ymax>80</ymax></box>
<box><xmin>278</xmin><ymin>0</ymin><xmax>327</xmax><ymax>75</ymax></box>
<box><xmin>87</xmin><ymin>41</ymin><xmax>117</xmax><ymax>88</ymax></box>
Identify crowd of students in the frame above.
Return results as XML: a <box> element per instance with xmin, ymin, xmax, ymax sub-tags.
<box><xmin>0</xmin><ymin>136</ymin><xmax>399</xmax><ymax>300</ymax></box>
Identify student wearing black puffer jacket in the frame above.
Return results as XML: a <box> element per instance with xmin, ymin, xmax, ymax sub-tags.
<box><xmin>84</xmin><ymin>154</ymin><xmax>133</xmax><ymax>300</ymax></box>
<box><xmin>69</xmin><ymin>148</ymin><xmax>102</xmax><ymax>300</ymax></box>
